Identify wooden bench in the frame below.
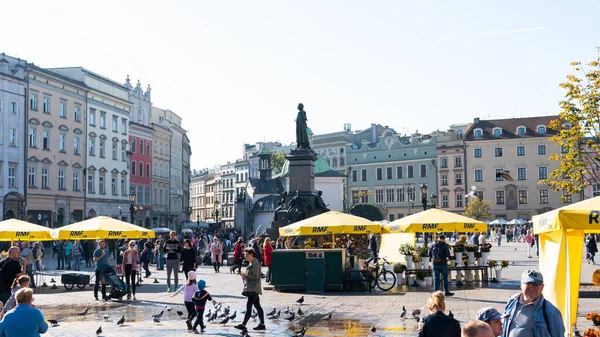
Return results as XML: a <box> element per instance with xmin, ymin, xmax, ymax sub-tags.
<box><xmin>404</xmin><ymin>266</ymin><xmax>490</xmax><ymax>286</ymax></box>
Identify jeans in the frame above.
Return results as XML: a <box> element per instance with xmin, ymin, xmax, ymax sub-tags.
<box><xmin>242</xmin><ymin>292</ymin><xmax>265</xmax><ymax>326</ymax></box>
<box><xmin>231</xmin><ymin>259</ymin><xmax>243</xmax><ymax>273</ymax></box>
<box><xmin>142</xmin><ymin>260</ymin><xmax>151</xmax><ymax>277</ymax></box>
<box><xmin>94</xmin><ymin>270</ymin><xmax>107</xmax><ymax>299</ymax></box>
<box><xmin>166</xmin><ymin>259</ymin><xmax>179</xmax><ymax>289</ymax></box>
<box><xmin>433</xmin><ymin>265</ymin><xmax>450</xmax><ymax>295</ymax></box>
<box><xmin>66</xmin><ymin>254</ymin><xmax>71</xmax><ymax>269</ymax></box>
<box><xmin>213</xmin><ymin>261</ymin><xmax>220</xmax><ymax>272</ymax></box>
<box><xmin>590</xmin><ymin>251</ymin><xmax>596</xmax><ymax>264</ymax></box>
<box><xmin>57</xmin><ymin>253</ymin><xmax>64</xmax><ymax>269</ymax></box>
<box><xmin>73</xmin><ymin>255</ymin><xmax>82</xmax><ymax>271</ymax></box>
<box><xmin>192</xmin><ymin>308</ymin><xmax>205</xmax><ymax>330</ymax></box>
<box><xmin>26</xmin><ymin>264</ymin><xmax>35</xmax><ymax>287</ymax></box>
<box><xmin>266</xmin><ymin>265</ymin><xmax>272</xmax><ymax>283</ymax></box>
<box><xmin>124</xmin><ymin>264</ymin><xmax>136</xmax><ymax>295</ymax></box>
<box><xmin>158</xmin><ymin>255</ymin><xmax>165</xmax><ymax>270</ymax></box>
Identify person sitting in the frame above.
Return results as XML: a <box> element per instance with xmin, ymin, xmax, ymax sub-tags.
<box><xmin>0</xmin><ymin>287</ymin><xmax>48</xmax><ymax>337</ymax></box>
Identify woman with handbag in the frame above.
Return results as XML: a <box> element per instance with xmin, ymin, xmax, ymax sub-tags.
<box><xmin>234</xmin><ymin>248</ymin><xmax>266</xmax><ymax>332</ymax></box>
<box><xmin>122</xmin><ymin>240</ymin><xmax>139</xmax><ymax>300</ymax></box>
<box><xmin>210</xmin><ymin>237</ymin><xmax>223</xmax><ymax>273</ymax></box>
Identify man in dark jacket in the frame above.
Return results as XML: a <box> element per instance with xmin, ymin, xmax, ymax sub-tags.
<box><xmin>428</xmin><ymin>235</ymin><xmax>454</xmax><ymax>296</ymax></box>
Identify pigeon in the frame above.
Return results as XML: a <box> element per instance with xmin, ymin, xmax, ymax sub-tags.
<box><xmin>495</xmin><ymin>170</ymin><xmax>514</xmax><ymax>182</ymax></box>
<box><xmin>322</xmin><ymin>313</ymin><xmax>332</xmax><ymax>321</ymax></box>
<box><xmin>297</xmin><ymin>307</ymin><xmax>304</xmax><ymax>316</ymax></box>
<box><xmin>77</xmin><ymin>308</ymin><xmax>90</xmax><ymax>316</ymax></box>
<box><xmin>229</xmin><ymin>311</ymin><xmax>237</xmax><ymax>320</ymax></box>
<box><xmin>165</xmin><ymin>306</ymin><xmax>172</xmax><ymax>312</ymax></box>
<box><xmin>266</xmin><ymin>308</ymin><xmax>277</xmax><ymax>316</ymax></box>
<box><xmin>205</xmin><ymin>309</ymin><xmax>212</xmax><ymax>318</ymax></box>
<box><xmin>285</xmin><ymin>312</ymin><xmax>295</xmax><ymax>321</ymax></box>
<box><xmin>412</xmin><ymin>309</ymin><xmax>421</xmax><ymax>317</ymax></box>
<box><xmin>448</xmin><ymin>310</ymin><xmax>454</xmax><ymax>319</ymax></box>
<box><xmin>219</xmin><ymin>311</ymin><xmax>229</xmax><ymax>318</ymax></box>
<box><xmin>268</xmin><ymin>311</ymin><xmax>280</xmax><ymax>320</ymax></box>
<box><xmin>514</xmin><ymin>248</ymin><xmax>518</xmax><ymax>250</ymax></box>
<box><xmin>153</xmin><ymin>311</ymin><xmax>164</xmax><ymax>319</ymax></box>
<box><xmin>212</xmin><ymin>299</ymin><xmax>217</xmax><ymax>306</ymax></box>
<box><xmin>103</xmin><ymin>314</ymin><xmax>109</xmax><ymax>322</ymax></box>
<box><xmin>250</xmin><ymin>311</ymin><xmax>258</xmax><ymax>320</ymax></box>
<box><xmin>370</xmin><ymin>326</ymin><xmax>376</xmax><ymax>332</ymax></box>
<box><xmin>47</xmin><ymin>319</ymin><xmax>59</xmax><ymax>327</ymax></box>
<box><xmin>292</xmin><ymin>327</ymin><xmax>306</xmax><ymax>337</ymax></box>
<box><xmin>209</xmin><ymin>312</ymin><xmax>218</xmax><ymax>322</ymax></box>
<box><xmin>400</xmin><ymin>306</ymin><xmax>406</xmax><ymax>318</ymax></box>
<box><xmin>296</xmin><ymin>296</ymin><xmax>305</xmax><ymax>304</ymax></box>
<box><xmin>415</xmin><ymin>316</ymin><xmax>421</xmax><ymax>322</ymax></box>
<box><xmin>283</xmin><ymin>307</ymin><xmax>291</xmax><ymax>314</ymax></box>
<box><xmin>96</xmin><ymin>326</ymin><xmax>102</xmax><ymax>335</ymax></box>
<box><xmin>153</xmin><ymin>316</ymin><xmax>160</xmax><ymax>324</ymax></box>
<box><xmin>117</xmin><ymin>316</ymin><xmax>125</xmax><ymax>326</ymax></box>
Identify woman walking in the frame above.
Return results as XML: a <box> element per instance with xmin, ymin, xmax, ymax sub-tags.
<box><xmin>140</xmin><ymin>241</ymin><xmax>152</xmax><ymax>278</ymax></box>
<box><xmin>230</xmin><ymin>238</ymin><xmax>244</xmax><ymax>274</ymax></box>
<box><xmin>262</xmin><ymin>238</ymin><xmax>274</xmax><ymax>284</ymax></box>
<box><xmin>71</xmin><ymin>240</ymin><xmax>83</xmax><ymax>271</ymax></box>
<box><xmin>417</xmin><ymin>291</ymin><xmax>461</xmax><ymax>337</ymax></box>
<box><xmin>181</xmin><ymin>239</ymin><xmax>197</xmax><ymax>280</ymax></box>
<box><xmin>525</xmin><ymin>230</ymin><xmax>534</xmax><ymax>258</ymax></box>
<box><xmin>210</xmin><ymin>237</ymin><xmax>223</xmax><ymax>273</ymax></box>
<box><xmin>122</xmin><ymin>240</ymin><xmax>139</xmax><ymax>300</ymax></box>
<box><xmin>234</xmin><ymin>248</ymin><xmax>266</xmax><ymax>332</ymax></box>
<box><xmin>587</xmin><ymin>235</ymin><xmax>598</xmax><ymax>265</ymax></box>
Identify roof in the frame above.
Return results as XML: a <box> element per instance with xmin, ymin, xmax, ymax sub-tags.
<box><xmin>465</xmin><ymin>116</ymin><xmax>559</xmax><ymax>141</ymax></box>
<box><xmin>279</xmin><ymin>154</ymin><xmax>331</xmax><ymax>177</ymax></box>
<box><xmin>248</xmin><ymin>177</ymin><xmax>284</xmax><ymax>194</ymax></box>
<box><xmin>257</xmin><ymin>146</ymin><xmax>271</xmax><ymax>157</ymax></box>
<box><xmin>251</xmin><ymin>195</ymin><xmax>281</xmax><ymax>213</ymax></box>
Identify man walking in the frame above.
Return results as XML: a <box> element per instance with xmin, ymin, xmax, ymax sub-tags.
<box><xmin>0</xmin><ymin>247</ymin><xmax>26</xmax><ymax>304</ymax></box>
<box><xmin>428</xmin><ymin>235</ymin><xmax>454</xmax><ymax>296</ymax></box>
<box><xmin>164</xmin><ymin>231</ymin><xmax>182</xmax><ymax>292</ymax></box>
<box><xmin>93</xmin><ymin>240</ymin><xmax>110</xmax><ymax>301</ymax></box>
<box><xmin>55</xmin><ymin>240</ymin><xmax>65</xmax><ymax>270</ymax></box>
<box><xmin>502</xmin><ymin>269</ymin><xmax>564</xmax><ymax>337</ymax></box>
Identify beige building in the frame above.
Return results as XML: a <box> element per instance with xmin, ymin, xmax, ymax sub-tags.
<box><xmin>152</xmin><ymin>123</ymin><xmax>171</xmax><ymax>226</ymax></box>
<box><xmin>434</xmin><ymin>123</ymin><xmax>470</xmax><ymax>213</ymax></box>
<box><xmin>464</xmin><ymin>116</ymin><xmax>573</xmax><ymax>220</ymax></box>
<box><xmin>25</xmin><ymin>66</ymin><xmax>88</xmax><ymax>226</ymax></box>
<box><xmin>190</xmin><ymin>170</ymin><xmax>208</xmax><ymax>222</ymax></box>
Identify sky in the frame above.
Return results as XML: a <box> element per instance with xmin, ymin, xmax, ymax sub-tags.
<box><xmin>2</xmin><ymin>1</ymin><xmax>599</xmax><ymax>170</ymax></box>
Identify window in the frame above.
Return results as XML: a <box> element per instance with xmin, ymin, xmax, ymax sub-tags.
<box><xmin>475</xmin><ymin>191</ymin><xmax>484</xmax><ymax>199</ymax></box>
<box><xmin>442</xmin><ymin>195</ymin><xmax>448</xmax><ymax>208</ymax></box>
<box><xmin>538</xmin><ymin>167</ymin><xmax>548</xmax><ymax>180</ymax></box>
<box><xmin>112</xmin><ymin>116</ymin><xmax>118</xmax><ymax>132</ymax></box>
<box><xmin>112</xmin><ymin>142</ymin><xmax>118</xmax><ymax>160</ymax></box>
<box><xmin>396</xmin><ymin>166</ymin><xmax>402</xmax><ymax>179</ymax></box>
<box><xmin>407</xmin><ymin>186</ymin><xmax>416</xmax><ymax>201</ymax></box>
<box><xmin>455</xmin><ymin>173</ymin><xmax>462</xmax><ymax>185</ymax></box>
<box><xmin>89</xmin><ymin>109</ymin><xmax>96</xmax><ymax>126</ymax></box>
<box><xmin>441</xmin><ymin>157</ymin><xmax>448</xmax><ymax>168</ymax></box>
<box><xmin>132</xmin><ymin>161</ymin><xmax>136</xmax><ymax>176</ymax></box>
<box><xmin>474</xmin><ymin>169</ymin><xmax>483</xmax><ymax>182</ymax></box>
<box><xmin>474</xmin><ymin>148</ymin><xmax>482</xmax><ymax>158</ymax></box>
<box><xmin>8</xmin><ymin>166</ymin><xmax>16</xmax><ymax>188</ymax></box>
<box><xmin>495</xmin><ymin>169</ymin><xmax>504</xmax><ymax>181</ymax></box>
<box><xmin>73</xmin><ymin>171</ymin><xmax>80</xmax><ymax>191</ymax></box>
<box><xmin>43</xmin><ymin>97</ymin><xmax>50</xmax><ymax>113</ymax></box>
<box><xmin>146</xmin><ymin>142</ymin><xmax>150</xmax><ymax>155</ymax></box>
<box><xmin>494</xmin><ymin>148</ymin><xmax>503</xmax><ymax>157</ymax></box>
<box><xmin>74</xmin><ymin>106</ymin><xmax>81</xmax><ymax>122</ymax></box>
<box><xmin>74</xmin><ymin>136</ymin><xmax>80</xmax><ymax>155</ymax></box>
<box><xmin>441</xmin><ymin>174</ymin><xmax>448</xmax><ymax>185</ymax></box>
<box><xmin>517</xmin><ymin>168</ymin><xmax>527</xmax><ymax>180</ymax></box>
<box><xmin>456</xmin><ymin>129</ymin><xmax>464</xmax><ymax>139</ymax></box>
<box><xmin>131</xmin><ymin>138</ymin><xmax>136</xmax><ymax>152</ymax></box>
<box><xmin>420</xmin><ymin>164</ymin><xmax>427</xmax><ymax>177</ymax></box>
<box><xmin>146</xmin><ymin>163</ymin><xmax>150</xmax><ymax>177</ymax></box>
<box><xmin>538</xmin><ymin>145</ymin><xmax>546</xmax><ymax>155</ymax></box>
<box><xmin>351</xmin><ymin>170</ymin><xmax>357</xmax><ymax>182</ymax></box>
<box><xmin>361</xmin><ymin>189</ymin><xmax>369</xmax><ymax>203</ymax></box>
<box><xmin>59</xmin><ymin>134</ymin><xmax>66</xmax><ymax>152</ymax></box>
<box><xmin>407</xmin><ymin>165</ymin><xmax>414</xmax><ymax>178</ymax></box>
<box><xmin>518</xmin><ymin>190</ymin><xmax>528</xmax><ymax>204</ymax></box>
<box><xmin>41</xmin><ymin>167</ymin><xmax>49</xmax><ymax>188</ymax></box>
<box><xmin>493</xmin><ymin>128</ymin><xmax>502</xmax><ymax>137</ymax></box>
<box><xmin>374</xmin><ymin>168</ymin><xmax>382</xmax><ymax>181</ymax></box>
<box><xmin>537</xmin><ymin>125</ymin><xmax>546</xmax><ymax>134</ymax></box>
<box><xmin>121</xmin><ymin>178</ymin><xmax>126</xmax><ymax>196</ymax></box>
<box><xmin>99</xmin><ymin>174</ymin><xmax>105</xmax><ymax>194</ymax></box>
<box><xmin>159</xmin><ymin>116</ymin><xmax>164</xmax><ymax>123</ymax></box>
<box><xmin>332</xmin><ymin>158</ymin><xmax>337</xmax><ymax>167</ymax></box>
<box><xmin>121</xmin><ymin>143</ymin><xmax>126</xmax><ymax>161</ymax></box>
<box><xmin>28</xmin><ymin>166</ymin><xmax>36</xmax><ymax>187</ymax></box>
<box><xmin>455</xmin><ymin>194</ymin><xmax>463</xmax><ymax>207</ymax></box>
<box><xmin>30</xmin><ymin>93</ymin><xmax>38</xmax><ymax>111</ymax></box>
<box><xmin>99</xmin><ymin>140</ymin><xmax>105</xmax><ymax>158</ymax></box>
<box><xmin>58</xmin><ymin>169</ymin><xmax>65</xmax><ymax>190</ymax></box>
<box><xmin>100</xmin><ymin>112</ymin><xmax>106</xmax><ymax>129</ymax></box>
<box><xmin>455</xmin><ymin>156</ymin><xmax>462</xmax><ymax>167</ymax></box>
<box><xmin>517</xmin><ymin>127</ymin><xmax>526</xmax><ymax>136</ymax></box>
<box><xmin>139</xmin><ymin>162</ymin><xmax>143</xmax><ymax>177</ymax></box>
<box><xmin>42</xmin><ymin>130</ymin><xmax>50</xmax><ymax>150</ymax></box>
<box><xmin>89</xmin><ymin>138</ymin><xmax>95</xmax><ymax>156</ymax></box>
<box><xmin>386</xmin><ymin>167</ymin><xmax>393</xmax><ymax>180</ymax></box>
<box><xmin>517</xmin><ymin>146</ymin><xmax>525</xmax><ymax>156</ymax></box>
<box><xmin>594</xmin><ymin>183</ymin><xmax>600</xmax><ymax>197</ymax></box>
<box><xmin>474</xmin><ymin>129</ymin><xmax>482</xmax><ymax>139</ymax></box>
<box><xmin>29</xmin><ymin>127</ymin><xmax>37</xmax><ymax>148</ymax></box>
<box><xmin>9</xmin><ymin>128</ymin><xmax>16</xmax><ymax>146</ymax></box>
<box><xmin>386</xmin><ymin>188</ymin><xmax>395</xmax><ymax>203</ymax></box>
<box><xmin>361</xmin><ymin>169</ymin><xmax>367</xmax><ymax>182</ymax></box>
<box><xmin>389</xmin><ymin>214</ymin><xmax>395</xmax><ymax>222</ymax></box>
<box><xmin>60</xmin><ymin>102</ymin><xmax>66</xmax><ymax>118</ymax></box>
<box><xmin>375</xmin><ymin>189</ymin><xmax>384</xmax><ymax>203</ymax></box>
<box><xmin>562</xmin><ymin>190</ymin><xmax>572</xmax><ymax>203</ymax></box>
<box><xmin>539</xmin><ymin>189</ymin><xmax>549</xmax><ymax>204</ymax></box>
<box><xmin>496</xmin><ymin>190</ymin><xmax>505</xmax><ymax>204</ymax></box>
<box><xmin>112</xmin><ymin>177</ymin><xmax>117</xmax><ymax>195</ymax></box>
<box><xmin>139</xmin><ymin>140</ymin><xmax>144</xmax><ymax>155</ymax></box>
<box><xmin>396</xmin><ymin>188</ymin><xmax>405</xmax><ymax>203</ymax></box>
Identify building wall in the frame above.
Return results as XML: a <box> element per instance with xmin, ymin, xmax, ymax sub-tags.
<box><xmin>220</xmin><ymin>163</ymin><xmax>236</xmax><ymax>226</ymax></box>
<box><xmin>434</xmin><ymin>125</ymin><xmax>469</xmax><ymax>214</ymax></box>
<box><xmin>152</xmin><ymin>123</ymin><xmax>171</xmax><ymax>227</ymax></box>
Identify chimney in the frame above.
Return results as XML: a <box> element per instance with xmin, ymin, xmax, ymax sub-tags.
<box><xmin>474</xmin><ymin>117</ymin><xmax>480</xmax><ymax>124</ymax></box>
<box><xmin>371</xmin><ymin>123</ymin><xmax>377</xmax><ymax>143</ymax></box>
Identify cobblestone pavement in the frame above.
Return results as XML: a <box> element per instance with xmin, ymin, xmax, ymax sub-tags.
<box><xmin>28</xmin><ymin>240</ymin><xmax>600</xmax><ymax>336</ymax></box>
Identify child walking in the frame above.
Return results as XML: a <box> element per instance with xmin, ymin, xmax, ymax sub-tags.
<box><xmin>192</xmin><ymin>279</ymin><xmax>212</xmax><ymax>333</ymax></box>
<box><xmin>171</xmin><ymin>270</ymin><xmax>198</xmax><ymax>330</ymax></box>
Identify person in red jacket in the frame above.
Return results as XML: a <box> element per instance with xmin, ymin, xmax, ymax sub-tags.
<box><xmin>230</xmin><ymin>238</ymin><xmax>245</xmax><ymax>274</ymax></box>
<box><xmin>262</xmin><ymin>237</ymin><xmax>274</xmax><ymax>284</ymax></box>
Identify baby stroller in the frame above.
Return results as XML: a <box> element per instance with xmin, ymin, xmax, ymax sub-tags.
<box><xmin>100</xmin><ymin>264</ymin><xmax>128</xmax><ymax>300</ymax></box>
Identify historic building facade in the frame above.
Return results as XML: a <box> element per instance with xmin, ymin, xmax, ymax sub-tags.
<box><xmin>434</xmin><ymin>123</ymin><xmax>470</xmax><ymax>214</ymax></box>
<box><xmin>182</xmin><ymin>133</ymin><xmax>192</xmax><ymax>224</ymax></box>
<box><xmin>26</xmin><ymin>65</ymin><xmax>88</xmax><ymax>227</ymax></box>
<box><xmin>220</xmin><ymin>162</ymin><xmax>236</xmax><ymax>227</ymax></box>
<box><xmin>152</xmin><ymin>122</ymin><xmax>171</xmax><ymax>227</ymax></box>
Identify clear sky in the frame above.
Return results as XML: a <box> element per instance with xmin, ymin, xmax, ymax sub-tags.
<box><xmin>3</xmin><ymin>1</ymin><xmax>599</xmax><ymax>170</ymax></box>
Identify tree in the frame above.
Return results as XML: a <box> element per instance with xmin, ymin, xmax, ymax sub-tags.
<box><xmin>542</xmin><ymin>56</ymin><xmax>600</xmax><ymax>199</ymax></box>
<box><xmin>349</xmin><ymin>204</ymin><xmax>384</xmax><ymax>221</ymax></box>
<box><xmin>271</xmin><ymin>151</ymin><xmax>288</xmax><ymax>174</ymax></box>
<box><xmin>463</xmin><ymin>198</ymin><xmax>491</xmax><ymax>222</ymax></box>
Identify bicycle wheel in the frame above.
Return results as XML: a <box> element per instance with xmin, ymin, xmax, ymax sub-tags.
<box><xmin>377</xmin><ymin>269</ymin><xmax>396</xmax><ymax>291</ymax></box>
<box><xmin>368</xmin><ymin>268</ymin><xmax>378</xmax><ymax>290</ymax></box>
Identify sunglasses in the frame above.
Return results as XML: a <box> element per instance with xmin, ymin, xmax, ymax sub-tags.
<box><xmin>129</xmin><ymin>244</ymin><xmax>135</xmax><ymax>246</ymax></box>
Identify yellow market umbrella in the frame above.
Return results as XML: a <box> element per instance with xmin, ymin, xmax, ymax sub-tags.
<box><xmin>279</xmin><ymin>211</ymin><xmax>380</xmax><ymax>237</ymax></box>
<box><xmin>53</xmin><ymin>216</ymin><xmax>155</xmax><ymax>240</ymax></box>
<box><xmin>382</xmin><ymin>208</ymin><xmax>487</xmax><ymax>234</ymax></box>
<box><xmin>532</xmin><ymin>196</ymin><xmax>600</xmax><ymax>331</ymax></box>
<box><xmin>0</xmin><ymin>219</ymin><xmax>54</xmax><ymax>241</ymax></box>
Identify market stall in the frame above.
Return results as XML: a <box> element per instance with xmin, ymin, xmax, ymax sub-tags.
<box><xmin>532</xmin><ymin>195</ymin><xmax>600</xmax><ymax>331</ymax></box>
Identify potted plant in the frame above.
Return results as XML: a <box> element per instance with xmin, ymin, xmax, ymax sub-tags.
<box><xmin>413</xmin><ymin>254</ymin><xmax>423</xmax><ymax>269</ymax></box>
<box><xmin>393</xmin><ymin>263</ymin><xmax>406</xmax><ymax>288</ymax></box>
<box><xmin>399</xmin><ymin>243</ymin><xmax>416</xmax><ymax>269</ymax></box>
<box><xmin>488</xmin><ymin>260</ymin><xmax>508</xmax><ymax>282</ymax></box>
<box><xmin>465</xmin><ymin>244</ymin><xmax>478</xmax><ymax>263</ymax></box>
<box><xmin>480</xmin><ymin>243</ymin><xmax>492</xmax><ymax>265</ymax></box>
<box><xmin>453</xmin><ymin>243</ymin><xmax>466</xmax><ymax>267</ymax></box>
<box><xmin>417</xmin><ymin>245</ymin><xmax>430</xmax><ymax>269</ymax></box>
<box><xmin>415</xmin><ymin>269</ymin><xmax>428</xmax><ymax>287</ymax></box>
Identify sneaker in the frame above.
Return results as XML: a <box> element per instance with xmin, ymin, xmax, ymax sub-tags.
<box><xmin>200</xmin><ymin>325</ymin><xmax>206</xmax><ymax>332</ymax></box>
<box><xmin>234</xmin><ymin>324</ymin><xmax>247</xmax><ymax>330</ymax></box>
<box><xmin>132</xmin><ymin>295</ymin><xmax>136</xmax><ymax>301</ymax></box>
<box><xmin>167</xmin><ymin>287</ymin><xmax>172</xmax><ymax>293</ymax></box>
<box><xmin>94</xmin><ymin>296</ymin><xmax>99</xmax><ymax>301</ymax></box>
<box><xmin>253</xmin><ymin>324</ymin><xmax>266</xmax><ymax>331</ymax></box>
<box><xmin>445</xmin><ymin>292</ymin><xmax>455</xmax><ymax>297</ymax></box>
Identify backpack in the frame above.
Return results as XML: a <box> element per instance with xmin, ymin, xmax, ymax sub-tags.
<box><xmin>431</xmin><ymin>244</ymin><xmax>443</xmax><ymax>263</ymax></box>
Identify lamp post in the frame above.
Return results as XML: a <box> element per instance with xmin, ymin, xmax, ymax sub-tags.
<box><xmin>129</xmin><ymin>193</ymin><xmax>136</xmax><ymax>225</ymax></box>
<box><xmin>213</xmin><ymin>200</ymin><xmax>220</xmax><ymax>228</ymax></box>
<box><xmin>420</xmin><ymin>183</ymin><xmax>428</xmax><ymax>211</ymax></box>
<box><xmin>197</xmin><ymin>214</ymin><xmax>200</xmax><ymax>227</ymax></box>
<box><xmin>118</xmin><ymin>206</ymin><xmax>123</xmax><ymax>220</ymax></box>
<box><xmin>345</xmin><ymin>165</ymin><xmax>352</xmax><ymax>213</ymax></box>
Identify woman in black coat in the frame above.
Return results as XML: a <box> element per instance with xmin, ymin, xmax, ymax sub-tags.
<box><xmin>417</xmin><ymin>291</ymin><xmax>461</xmax><ymax>337</ymax></box>
<box><xmin>586</xmin><ymin>235</ymin><xmax>598</xmax><ymax>265</ymax></box>
<box><xmin>180</xmin><ymin>239</ymin><xmax>197</xmax><ymax>280</ymax></box>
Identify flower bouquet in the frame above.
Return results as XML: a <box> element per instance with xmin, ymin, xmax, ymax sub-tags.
<box><xmin>465</xmin><ymin>244</ymin><xmax>478</xmax><ymax>252</ymax></box>
<box><xmin>480</xmin><ymin>243</ymin><xmax>492</xmax><ymax>252</ymax></box>
<box><xmin>413</xmin><ymin>254</ymin><xmax>423</xmax><ymax>263</ymax></box>
<box><xmin>416</xmin><ymin>245</ymin><xmax>429</xmax><ymax>257</ymax></box>
<box><xmin>587</xmin><ymin>312</ymin><xmax>600</xmax><ymax>326</ymax></box>
<box><xmin>584</xmin><ymin>329</ymin><xmax>600</xmax><ymax>337</ymax></box>
<box><xmin>453</xmin><ymin>243</ymin><xmax>466</xmax><ymax>253</ymax></box>
<box><xmin>488</xmin><ymin>260</ymin><xmax>499</xmax><ymax>269</ymax></box>
<box><xmin>399</xmin><ymin>243</ymin><xmax>416</xmax><ymax>256</ymax></box>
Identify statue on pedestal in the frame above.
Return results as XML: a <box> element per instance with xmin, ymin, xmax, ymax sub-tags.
<box><xmin>295</xmin><ymin>103</ymin><xmax>310</xmax><ymax>150</ymax></box>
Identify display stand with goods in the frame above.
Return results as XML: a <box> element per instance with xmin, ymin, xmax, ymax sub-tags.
<box><xmin>417</xmin><ymin>245</ymin><xmax>430</xmax><ymax>269</ymax></box>
<box><xmin>399</xmin><ymin>243</ymin><xmax>416</xmax><ymax>270</ymax></box>
<box><xmin>393</xmin><ymin>263</ymin><xmax>406</xmax><ymax>288</ymax></box>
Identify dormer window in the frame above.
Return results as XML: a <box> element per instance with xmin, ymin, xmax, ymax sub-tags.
<box><xmin>517</xmin><ymin>127</ymin><xmax>526</xmax><ymax>137</ymax></box>
<box><xmin>537</xmin><ymin>125</ymin><xmax>546</xmax><ymax>135</ymax></box>
<box><xmin>493</xmin><ymin>128</ymin><xmax>502</xmax><ymax>138</ymax></box>
<box><xmin>456</xmin><ymin>129</ymin><xmax>464</xmax><ymax>139</ymax></box>
<box><xmin>474</xmin><ymin>129</ymin><xmax>483</xmax><ymax>139</ymax></box>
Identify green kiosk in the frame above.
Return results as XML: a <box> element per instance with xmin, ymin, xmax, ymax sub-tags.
<box><xmin>271</xmin><ymin>248</ymin><xmax>346</xmax><ymax>292</ymax></box>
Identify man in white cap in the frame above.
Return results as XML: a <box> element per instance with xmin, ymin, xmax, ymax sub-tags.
<box><xmin>475</xmin><ymin>307</ymin><xmax>503</xmax><ymax>336</ymax></box>
<box><xmin>501</xmin><ymin>269</ymin><xmax>564</xmax><ymax>337</ymax></box>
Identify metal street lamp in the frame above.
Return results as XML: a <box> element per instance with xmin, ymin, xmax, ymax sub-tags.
<box><xmin>420</xmin><ymin>183</ymin><xmax>428</xmax><ymax>211</ymax></box>
<box><xmin>214</xmin><ymin>200</ymin><xmax>220</xmax><ymax>227</ymax></box>
<box><xmin>129</xmin><ymin>193</ymin><xmax>136</xmax><ymax>225</ymax></box>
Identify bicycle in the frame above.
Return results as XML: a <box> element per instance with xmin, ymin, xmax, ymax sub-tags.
<box><xmin>363</xmin><ymin>257</ymin><xmax>396</xmax><ymax>291</ymax></box>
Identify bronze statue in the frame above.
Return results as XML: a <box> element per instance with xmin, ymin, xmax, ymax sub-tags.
<box><xmin>295</xmin><ymin>103</ymin><xmax>310</xmax><ymax>149</ymax></box>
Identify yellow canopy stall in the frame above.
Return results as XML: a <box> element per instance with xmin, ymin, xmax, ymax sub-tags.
<box><xmin>382</xmin><ymin>208</ymin><xmax>487</xmax><ymax>234</ymax></box>
<box><xmin>532</xmin><ymin>196</ymin><xmax>600</xmax><ymax>331</ymax></box>
<box><xmin>278</xmin><ymin>211</ymin><xmax>380</xmax><ymax>236</ymax></box>
<box><xmin>0</xmin><ymin>219</ymin><xmax>54</xmax><ymax>241</ymax></box>
<box><xmin>53</xmin><ymin>216</ymin><xmax>156</xmax><ymax>240</ymax></box>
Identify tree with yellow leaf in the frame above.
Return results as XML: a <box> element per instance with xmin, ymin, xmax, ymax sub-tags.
<box><xmin>463</xmin><ymin>198</ymin><xmax>491</xmax><ymax>222</ymax></box>
<box><xmin>542</xmin><ymin>56</ymin><xmax>600</xmax><ymax>199</ymax></box>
